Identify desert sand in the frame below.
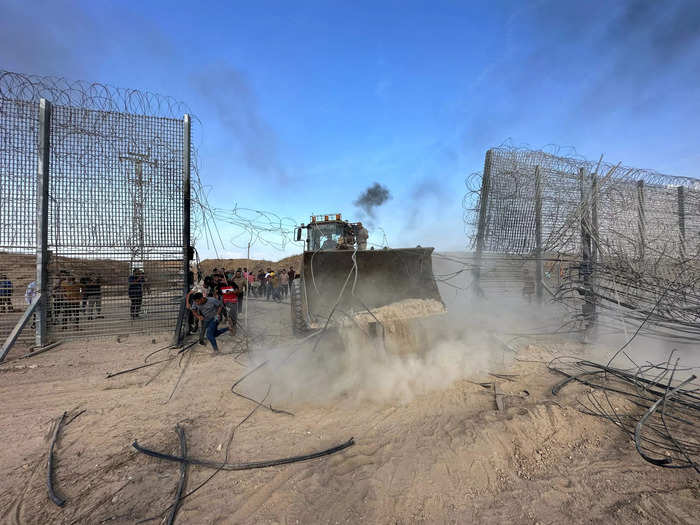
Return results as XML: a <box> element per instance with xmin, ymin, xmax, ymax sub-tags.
<box><xmin>0</xmin><ymin>297</ymin><xmax>698</xmax><ymax>524</ymax></box>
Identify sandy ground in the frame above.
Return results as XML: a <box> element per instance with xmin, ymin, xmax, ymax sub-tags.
<box><xmin>0</xmin><ymin>298</ymin><xmax>698</xmax><ymax>524</ymax></box>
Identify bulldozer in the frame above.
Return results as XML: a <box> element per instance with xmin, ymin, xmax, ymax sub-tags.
<box><xmin>290</xmin><ymin>213</ymin><xmax>445</xmax><ymax>336</ymax></box>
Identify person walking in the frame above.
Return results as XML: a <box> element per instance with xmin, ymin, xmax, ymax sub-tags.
<box><xmin>188</xmin><ymin>291</ymin><xmax>228</xmax><ymax>352</ymax></box>
<box><xmin>0</xmin><ymin>274</ymin><xmax>13</xmax><ymax>313</ymax></box>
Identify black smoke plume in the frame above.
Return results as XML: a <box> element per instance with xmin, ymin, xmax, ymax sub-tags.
<box><xmin>354</xmin><ymin>183</ymin><xmax>391</xmax><ymax>217</ymax></box>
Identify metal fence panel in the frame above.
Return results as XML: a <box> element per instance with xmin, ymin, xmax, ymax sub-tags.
<box><xmin>0</xmin><ymin>71</ymin><xmax>189</xmax><ymax>350</ymax></box>
<box><xmin>472</xmin><ymin>147</ymin><xmax>700</xmax><ymax>260</ymax></box>
<box><xmin>46</xmin><ymin>105</ymin><xmax>185</xmax><ymax>339</ymax></box>
<box><xmin>0</xmin><ymin>98</ymin><xmax>39</xmax><ymax>346</ymax></box>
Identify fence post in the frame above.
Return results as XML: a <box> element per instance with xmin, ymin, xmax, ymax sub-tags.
<box><xmin>173</xmin><ymin>114</ymin><xmax>191</xmax><ymax>346</ymax></box>
<box><xmin>36</xmin><ymin>99</ymin><xmax>51</xmax><ymax>347</ymax></box>
<box><xmin>677</xmin><ymin>186</ymin><xmax>686</xmax><ymax>261</ymax></box>
<box><xmin>637</xmin><ymin>180</ymin><xmax>645</xmax><ymax>262</ymax></box>
<box><xmin>473</xmin><ymin>149</ymin><xmax>493</xmax><ymax>293</ymax></box>
<box><xmin>591</xmin><ymin>173</ymin><xmax>599</xmax><ymax>266</ymax></box>
<box><xmin>534</xmin><ymin>165</ymin><xmax>543</xmax><ymax>303</ymax></box>
<box><xmin>579</xmin><ymin>168</ymin><xmax>594</xmax><ymax>332</ymax></box>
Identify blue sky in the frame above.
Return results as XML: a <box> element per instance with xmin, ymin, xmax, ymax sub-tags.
<box><xmin>3</xmin><ymin>0</ymin><xmax>700</xmax><ymax>259</ymax></box>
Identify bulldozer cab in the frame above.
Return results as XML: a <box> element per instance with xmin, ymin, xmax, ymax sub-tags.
<box><xmin>296</xmin><ymin>214</ymin><xmax>356</xmax><ymax>252</ymax></box>
<box><xmin>308</xmin><ymin>221</ymin><xmax>344</xmax><ymax>251</ymax></box>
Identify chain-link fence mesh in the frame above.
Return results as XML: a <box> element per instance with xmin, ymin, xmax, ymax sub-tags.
<box><xmin>0</xmin><ymin>71</ymin><xmax>190</xmax><ymax>350</ymax></box>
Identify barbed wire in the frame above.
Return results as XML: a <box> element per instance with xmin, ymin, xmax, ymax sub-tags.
<box><xmin>209</xmin><ymin>206</ymin><xmax>298</xmax><ymax>252</ymax></box>
<box><xmin>0</xmin><ymin>70</ymin><xmax>191</xmax><ymax>119</ymax></box>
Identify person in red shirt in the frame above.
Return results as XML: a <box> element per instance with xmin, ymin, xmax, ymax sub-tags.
<box><xmin>219</xmin><ymin>282</ymin><xmax>239</xmax><ymax>335</ymax></box>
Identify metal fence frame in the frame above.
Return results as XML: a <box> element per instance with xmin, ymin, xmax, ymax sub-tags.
<box><xmin>465</xmin><ymin>146</ymin><xmax>700</xmax><ymax>339</ymax></box>
<box><xmin>1</xmin><ymin>71</ymin><xmax>191</xmax><ymax>357</ymax></box>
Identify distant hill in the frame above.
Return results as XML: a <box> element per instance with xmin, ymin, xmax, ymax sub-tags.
<box><xmin>198</xmin><ymin>254</ymin><xmax>302</xmax><ymax>275</ymax></box>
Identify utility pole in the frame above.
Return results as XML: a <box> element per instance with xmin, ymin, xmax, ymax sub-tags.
<box><xmin>119</xmin><ymin>150</ymin><xmax>157</xmax><ymax>270</ymax></box>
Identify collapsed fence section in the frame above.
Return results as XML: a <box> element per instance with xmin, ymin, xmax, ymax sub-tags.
<box><xmin>465</xmin><ymin>147</ymin><xmax>700</xmax><ymax>341</ymax></box>
<box><xmin>0</xmin><ymin>71</ymin><xmax>192</xmax><ymax>355</ymax></box>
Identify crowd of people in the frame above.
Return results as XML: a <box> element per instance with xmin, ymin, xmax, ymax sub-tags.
<box><xmin>1</xmin><ymin>264</ymin><xmax>299</xmax><ymax>350</ymax></box>
<box><xmin>0</xmin><ymin>270</ymin><xmax>133</xmax><ymax>329</ymax></box>
<box><xmin>185</xmin><ymin>265</ymin><xmax>297</xmax><ymax>352</ymax></box>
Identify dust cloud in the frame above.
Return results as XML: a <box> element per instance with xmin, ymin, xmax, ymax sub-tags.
<box><xmin>239</xmin><ymin>253</ymin><xmax>564</xmax><ymax>407</ymax></box>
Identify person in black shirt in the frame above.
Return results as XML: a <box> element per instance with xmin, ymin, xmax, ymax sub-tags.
<box><xmin>128</xmin><ymin>269</ymin><xmax>145</xmax><ymax>319</ymax></box>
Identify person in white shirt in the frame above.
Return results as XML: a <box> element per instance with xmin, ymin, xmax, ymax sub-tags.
<box><xmin>25</xmin><ymin>281</ymin><xmax>37</xmax><ymax>305</ymax></box>
<box><xmin>25</xmin><ymin>281</ymin><xmax>37</xmax><ymax>328</ymax></box>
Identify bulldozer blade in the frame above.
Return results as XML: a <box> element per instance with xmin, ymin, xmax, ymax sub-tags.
<box><xmin>300</xmin><ymin>247</ymin><xmax>444</xmax><ymax>325</ymax></box>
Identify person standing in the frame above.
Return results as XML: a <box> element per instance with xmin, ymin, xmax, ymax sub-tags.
<box><xmin>189</xmin><ymin>291</ymin><xmax>228</xmax><ymax>352</ymax></box>
<box><xmin>52</xmin><ymin>272</ymin><xmax>68</xmax><ymax>325</ymax></box>
<box><xmin>84</xmin><ymin>274</ymin><xmax>101</xmax><ymax>321</ymax></box>
<box><xmin>288</xmin><ymin>267</ymin><xmax>296</xmax><ymax>296</ymax></box>
<box><xmin>257</xmin><ymin>269</ymin><xmax>265</xmax><ymax>299</ymax></box>
<box><xmin>25</xmin><ymin>280</ymin><xmax>37</xmax><ymax>305</ymax></box>
<box><xmin>128</xmin><ymin>269</ymin><xmax>145</xmax><ymax>319</ymax></box>
<box><xmin>246</xmin><ymin>268</ymin><xmax>255</xmax><ymax>297</ymax></box>
<box><xmin>93</xmin><ymin>274</ymin><xmax>103</xmax><ymax>319</ymax></box>
<box><xmin>264</xmin><ymin>268</ymin><xmax>273</xmax><ymax>300</ymax></box>
<box><xmin>356</xmin><ymin>222</ymin><xmax>369</xmax><ymax>250</ymax></box>
<box><xmin>187</xmin><ymin>269</ymin><xmax>199</xmax><ymax>334</ymax></box>
<box><xmin>25</xmin><ymin>280</ymin><xmax>37</xmax><ymax>328</ymax></box>
<box><xmin>270</xmin><ymin>271</ymin><xmax>281</xmax><ymax>302</ymax></box>
<box><xmin>0</xmin><ymin>274</ymin><xmax>13</xmax><ymax>313</ymax></box>
<box><xmin>79</xmin><ymin>274</ymin><xmax>90</xmax><ymax>316</ymax></box>
<box><xmin>232</xmin><ymin>269</ymin><xmax>247</xmax><ymax>314</ymax></box>
<box><xmin>280</xmin><ymin>269</ymin><xmax>289</xmax><ymax>299</ymax></box>
<box><xmin>62</xmin><ymin>276</ymin><xmax>82</xmax><ymax>329</ymax></box>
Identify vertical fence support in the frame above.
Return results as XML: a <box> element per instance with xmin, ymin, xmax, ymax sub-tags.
<box><xmin>473</xmin><ymin>149</ymin><xmax>493</xmax><ymax>295</ymax></box>
<box><xmin>36</xmin><ymin>98</ymin><xmax>51</xmax><ymax>348</ymax></box>
<box><xmin>590</xmin><ymin>172</ymin><xmax>599</xmax><ymax>325</ymax></box>
<box><xmin>534</xmin><ymin>165</ymin><xmax>543</xmax><ymax>303</ymax></box>
<box><xmin>173</xmin><ymin>114</ymin><xmax>191</xmax><ymax>346</ymax></box>
<box><xmin>636</xmin><ymin>180</ymin><xmax>645</xmax><ymax>262</ymax></box>
<box><xmin>677</xmin><ymin>186</ymin><xmax>686</xmax><ymax>261</ymax></box>
<box><xmin>579</xmin><ymin>168</ymin><xmax>594</xmax><ymax>334</ymax></box>
<box><xmin>590</xmin><ymin>173</ymin><xmax>599</xmax><ymax>266</ymax></box>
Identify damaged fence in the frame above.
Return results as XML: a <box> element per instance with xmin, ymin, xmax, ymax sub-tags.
<box><xmin>465</xmin><ymin>147</ymin><xmax>700</xmax><ymax>340</ymax></box>
<box><xmin>0</xmin><ymin>71</ymin><xmax>191</xmax><ymax>356</ymax></box>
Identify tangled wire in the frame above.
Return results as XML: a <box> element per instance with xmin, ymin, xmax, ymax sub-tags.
<box><xmin>550</xmin><ymin>354</ymin><xmax>699</xmax><ymax>472</ymax></box>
